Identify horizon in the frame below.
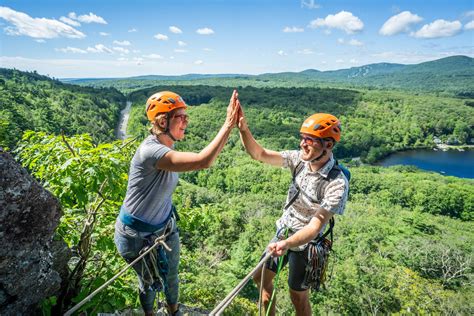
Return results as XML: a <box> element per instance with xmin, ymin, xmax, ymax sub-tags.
<box><xmin>1</xmin><ymin>0</ymin><xmax>473</xmax><ymax>78</ymax></box>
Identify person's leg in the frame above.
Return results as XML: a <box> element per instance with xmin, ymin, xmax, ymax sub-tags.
<box><xmin>114</xmin><ymin>220</ymin><xmax>156</xmax><ymax>313</ymax></box>
<box><xmin>163</xmin><ymin>225</ymin><xmax>180</xmax><ymax>314</ymax></box>
<box><xmin>289</xmin><ymin>288</ymin><xmax>311</xmax><ymax>316</ymax></box>
<box><xmin>253</xmin><ymin>265</ymin><xmax>277</xmax><ymax>316</ymax></box>
<box><xmin>287</xmin><ymin>249</ymin><xmax>312</xmax><ymax>316</ymax></box>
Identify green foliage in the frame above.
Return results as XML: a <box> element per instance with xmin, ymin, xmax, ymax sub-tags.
<box><xmin>0</xmin><ymin>68</ymin><xmax>125</xmax><ymax>149</ymax></box>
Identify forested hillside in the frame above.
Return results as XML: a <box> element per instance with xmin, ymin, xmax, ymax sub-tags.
<box><xmin>69</xmin><ymin>55</ymin><xmax>474</xmax><ymax>96</ymax></box>
<box><xmin>0</xmin><ymin>69</ymin><xmax>125</xmax><ymax>149</ymax></box>
<box><xmin>4</xmin><ymin>68</ymin><xmax>473</xmax><ymax>314</ymax></box>
<box><xmin>126</xmin><ymin>85</ymin><xmax>474</xmax><ymax>163</ymax></box>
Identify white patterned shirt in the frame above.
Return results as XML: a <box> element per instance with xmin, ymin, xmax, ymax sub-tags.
<box><xmin>276</xmin><ymin>150</ymin><xmax>348</xmax><ymax>243</ymax></box>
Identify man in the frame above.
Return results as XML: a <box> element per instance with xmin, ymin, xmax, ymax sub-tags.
<box><xmin>237</xmin><ymin>103</ymin><xmax>349</xmax><ymax>316</ymax></box>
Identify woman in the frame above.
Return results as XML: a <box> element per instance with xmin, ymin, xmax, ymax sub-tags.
<box><xmin>114</xmin><ymin>90</ymin><xmax>239</xmax><ymax>315</ymax></box>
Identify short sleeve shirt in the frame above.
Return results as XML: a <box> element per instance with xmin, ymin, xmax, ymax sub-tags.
<box><xmin>276</xmin><ymin>150</ymin><xmax>348</xmax><ymax>233</ymax></box>
<box><xmin>122</xmin><ymin>135</ymin><xmax>178</xmax><ymax>226</ymax></box>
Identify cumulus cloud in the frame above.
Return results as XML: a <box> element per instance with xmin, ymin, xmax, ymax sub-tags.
<box><xmin>169</xmin><ymin>26</ymin><xmax>182</xmax><ymax>34</ymax></box>
<box><xmin>74</xmin><ymin>12</ymin><xmax>107</xmax><ymax>24</ymax></box>
<box><xmin>35</xmin><ymin>39</ymin><xmax>45</xmax><ymax>43</ymax></box>
<box><xmin>194</xmin><ymin>60</ymin><xmax>204</xmax><ymax>65</ymax></box>
<box><xmin>283</xmin><ymin>26</ymin><xmax>304</xmax><ymax>33</ymax></box>
<box><xmin>203</xmin><ymin>47</ymin><xmax>213</xmax><ymax>51</ymax></box>
<box><xmin>379</xmin><ymin>11</ymin><xmax>423</xmax><ymax>36</ymax></box>
<box><xmin>174</xmin><ymin>49</ymin><xmax>187</xmax><ymax>53</ymax></box>
<box><xmin>277</xmin><ymin>50</ymin><xmax>287</xmax><ymax>56</ymax></box>
<box><xmin>0</xmin><ymin>6</ymin><xmax>85</xmax><ymax>39</ymax></box>
<box><xmin>143</xmin><ymin>54</ymin><xmax>163</xmax><ymax>59</ymax></box>
<box><xmin>56</xmin><ymin>46</ymin><xmax>87</xmax><ymax>54</ymax></box>
<box><xmin>59</xmin><ymin>16</ymin><xmax>81</xmax><ymax>27</ymax></box>
<box><xmin>113</xmin><ymin>40</ymin><xmax>131</xmax><ymax>46</ymax></box>
<box><xmin>337</xmin><ymin>38</ymin><xmax>363</xmax><ymax>46</ymax></box>
<box><xmin>99</xmin><ymin>32</ymin><xmax>110</xmax><ymax>36</ymax></box>
<box><xmin>196</xmin><ymin>27</ymin><xmax>214</xmax><ymax>35</ymax></box>
<box><xmin>465</xmin><ymin>20</ymin><xmax>474</xmax><ymax>30</ymax></box>
<box><xmin>178</xmin><ymin>40</ymin><xmax>187</xmax><ymax>46</ymax></box>
<box><xmin>411</xmin><ymin>19</ymin><xmax>462</xmax><ymax>38</ymax></box>
<box><xmin>87</xmin><ymin>44</ymin><xmax>113</xmax><ymax>53</ymax></box>
<box><xmin>301</xmin><ymin>0</ymin><xmax>320</xmax><ymax>9</ymax></box>
<box><xmin>309</xmin><ymin>11</ymin><xmax>364</xmax><ymax>34</ymax></box>
<box><xmin>154</xmin><ymin>33</ymin><xmax>168</xmax><ymax>40</ymax></box>
<box><xmin>128</xmin><ymin>28</ymin><xmax>137</xmax><ymax>32</ymax></box>
<box><xmin>113</xmin><ymin>47</ymin><xmax>129</xmax><ymax>54</ymax></box>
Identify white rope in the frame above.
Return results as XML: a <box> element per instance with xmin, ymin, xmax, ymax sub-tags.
<box><xmin>210</xmin><ymin>252</ymin><xmax>273</xmax><ymax>316</ymax></box>
<box><xmin>64</xmin><ymin>234</ymin><xmax>171</xmax><ymax>316</ymax></box>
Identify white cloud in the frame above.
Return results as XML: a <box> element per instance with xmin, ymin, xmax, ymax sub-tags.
<box><xmin>59</xmin><ymin>16</ymin><xmax>81</xmax><ymax>27</ymax></box>
<box><xmin>178</xmin><ymin>41</ymin><xmax>187</xmax><ymax>46</ymax></box>
<box><xmin>337</xmin><ymin>38</ymin><xmax>363</xmax><ymax>46</ymax></box>
<box><xmin>169</xmin><ymin>26</ymin><xmax>182</xmax><ymax>34</ymax></box>
<box><xmin>203</xmin><ymin>48</ymin><xmax>213</xmax><ymax>52</ymax></box>
<box><xmin>379</xmin><ymin>11</ymin><xmax>423</xmax><ymax>36</ymax></box>
<box><xmin>99</xmin><ymin>32</ymin><xmax>110</xmax><ymax>36</ymax></box>
<box><xmin>117</xmin><ymin>57</ymin><xmax>128</xmax><ymax>61</ymax></box>
<box><xmin>336</xmin><ymin>59</ymin><xmax>344</xmax><ymax>63</ymax></box>
<box><xmin>87</xmin><ymin>44</ymin><xmax>113</xmax><ymax>53</ymax></box>
<box><xmin>350</xmin><ymin>58</ymin><xmax>358</xmax><ymax>64</ymax></box>
<box><xmin>154</xmin><ymin>33</ymin><xmax>168</xmax><ymax>40</ymax></box>
<box><xmin>283</xmin><ymin>26</ymin><xmax>304</xmax><ymax>33</ymax></box>
<box><xmin>464</xmin><ymin>11</ymin><xmax>474</xmax><ymax>18</ymax></box>
<box><xmin>35</xmin><ymin>39</ymin><xmax>45</xmax><ymax>43</ymax></box>
<box><xmin>465</xmin><ymin>20</ymin><xmax>474</xmax><ymax>30</ymax></box>
<box><xmin>196</xmin><ymin>27</ymin><xmax>214</xmax><ymax>35</ymax></box>
<box><xmin>113</xmin><ymin>47</ymin><xmax>129</xmax><ymax>54</ymax></box>
<box><xmin>0</xmin><ymin>6</ymin><xmax>85</xmax><ymax>39</ymax></box>
<box><xmin>411</xmin><ymin>19</ymin><xmax>462</xmax><ymax>38</ymax></box>
<box><xmin>132</xmin><ymin>49</ymin><xmax>141</xmax><ymax>53</ymax></box>
<box><xmin>348</xmin><ymin>39</ymin><xmax>363</xmax><ymax>46</ymax></box>
<box><xmin>56</xmin><ymin>46</ymin><xmax>87</xmax><ymax>54</ymax></box>
<box><xmin>308</xmin><ymin>11</ymin><xmax>364</xmax><ymax>34</ymax></box>
<box><xmin>128</xmin><ymin>28</ymin><xmax>137</xmax><ymax>33</ymax></box>
<box><xmin>297</xmin><ymin>48</ymin><xmax>314</xmax><ymax>54</ymax></box>
<box><xmin>143</xmin><ymin>54</ymin><xmax>163</xmax><ymax>59</ymax></box>
<box><xmin>301</xmin><ymin>0</ymin><xmax>320</xmax><ymax>9</ymax></box>
<box><xmin>194</xmin><ymin>60</ymin><xmax>204</xmax><ymax>65</ymax></box>
<box><xmin>277</xmin><ymin>50</ymin><xmax>287</xmax><ymax>56</ymax></box>
<box><xmin>113</xmin><ymin>40</ymin><xmax>131</xmax><ymax>46</ymax></box>
<box><xmin>174</xmin><ymin>49</ymin><xmax>187</xmax><ymax>53</ymax></box>
<box><xmin>75</xmin><ymin>12</ymin><xmax>107</xmax><ymax>24</ymax></box>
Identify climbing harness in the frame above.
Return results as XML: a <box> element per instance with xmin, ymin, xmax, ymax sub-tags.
<box><xmin>64</xmin><ymin>223</ymin><xmax>173</xmax><ymax>316</ymax></box>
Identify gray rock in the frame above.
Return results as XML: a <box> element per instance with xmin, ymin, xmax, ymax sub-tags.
<box><xmin>0</xmin><ymin>149</ymin><xmax>70</xmax><ymax>315</ymax></box>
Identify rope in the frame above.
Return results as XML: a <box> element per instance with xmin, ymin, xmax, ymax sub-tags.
<box><xmin>265</xmin><ymin>252</ymin><xmax>285</xmax><ymax>316</ymax></box>
<box><xmin>64</xmin><ymin>232</ymin><xmax>172</xmax><ymax>316</ymax></box>
<box><xmin>210</xmin><ymin>252</ymin><xmax>273</xmax><ymax>316</ymax></box>
<box><xmin>258</xmin><ymin>258</ymin><xmax>267</xmax><ymax>316</ymax></box>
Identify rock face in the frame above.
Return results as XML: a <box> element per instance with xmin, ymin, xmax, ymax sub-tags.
<box><xmin>0</xmin><ymin>149</ymin><xmax>69</xmax><ymax>315</ymax></box>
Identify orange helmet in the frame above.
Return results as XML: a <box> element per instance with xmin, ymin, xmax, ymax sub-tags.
<box><xmin>300</xmin><ymin>113</ymin><xmax>341</xmax><ymax>142</ymax></box>
<box><xmin>146</xmin><ymin>91</ymin><xmax>187</xmax><ymax>121</ymax></box>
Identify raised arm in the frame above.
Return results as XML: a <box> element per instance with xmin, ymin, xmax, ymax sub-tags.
<box><xmin>237</xmin><ymin>100</ymin><xmax>283</xmax><ymax>167</ymax></box>
<box><xmin>156</xmin><ymin>90</ymin><xmax>239</xmax><ymax>172</ymax></box>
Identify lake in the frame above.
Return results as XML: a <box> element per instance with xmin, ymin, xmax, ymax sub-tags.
<box><xmin>376</xmin><ymin>149</ymin><xmax>474</xmax><ymax>179</ymax></box>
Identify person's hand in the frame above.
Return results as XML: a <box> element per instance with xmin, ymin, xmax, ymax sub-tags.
<box><xmin>237</xmin><ymin>99</ymin><xmax>249</xmax><ymax>132</ymax></box>
<box><xmin>268</xmin><ymin>240</ymin><xmax>289</xmax><ymax>257</ymax></box>
<box><xmin>225</xmin><ymin>90</ymin><xmax>239</xmax><ymax>128</ymax></box>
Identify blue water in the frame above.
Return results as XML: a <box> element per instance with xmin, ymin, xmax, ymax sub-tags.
<box><xmin>377</xmin><ymin>149</ymin><xmax>474</xmax><ymax>179</ymax></box>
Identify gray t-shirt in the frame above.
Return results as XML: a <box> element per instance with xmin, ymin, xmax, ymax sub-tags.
<box><xmin>122</xmin><ymin>135</ymin><xmax>178</xmax><ymax>226</ymax></box>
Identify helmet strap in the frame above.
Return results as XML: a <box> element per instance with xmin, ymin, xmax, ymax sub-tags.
<box><xmin>310</xmin><ymin>139</ymin><xmax>326</xmax><ymax>163</ymax></box>
<box><xmin>164</xmin><ymin>113</ymin><xmax>178</xmax><ymax>142</ymax></box>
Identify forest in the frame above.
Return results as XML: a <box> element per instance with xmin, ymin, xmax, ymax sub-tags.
<box><xmin>2</xmin><ymin>68</ymin><xmax>473</xmax><ymax>314</ymax></box>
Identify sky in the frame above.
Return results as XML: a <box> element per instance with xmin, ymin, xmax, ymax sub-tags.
<box><xmin>0</xmin><ymin>0</ymin><xmax>473</xmax><ymax>78</ymax></box>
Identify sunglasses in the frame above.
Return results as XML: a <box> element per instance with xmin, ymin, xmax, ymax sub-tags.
<box><xmin>300</xmin><ymin>135</ymin><xmax>321</xmax><ymax>146</ymax></box>
<box><xmin>172</xmin><ymin>114</ymin><xmax>189</xmax><ymax>122</ymax></box>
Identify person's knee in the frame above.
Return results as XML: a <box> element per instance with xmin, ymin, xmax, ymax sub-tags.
<box><xmin>289</xmin><ymin>288</ymin><xmax>309</xmax><ymax>305</ymax></box>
